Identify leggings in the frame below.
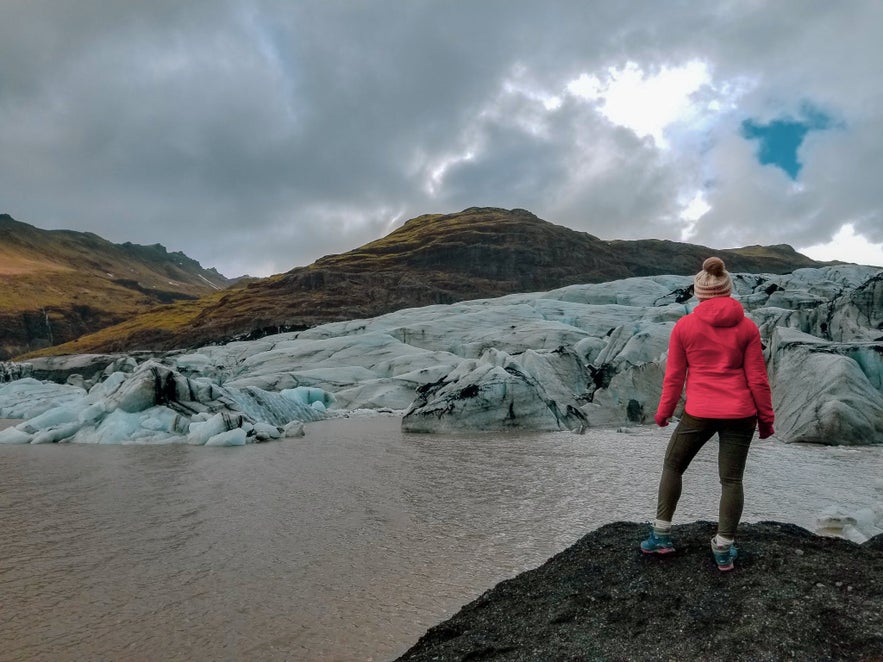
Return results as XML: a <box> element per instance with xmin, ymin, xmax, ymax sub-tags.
<box><xmin>656</xmin><ymin>412</ymin><xmax>756</xmax><ymax>539</ymax></box>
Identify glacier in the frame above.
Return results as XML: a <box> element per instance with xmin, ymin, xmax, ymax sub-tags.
<box><xmin>0</xmin><ymin>265</ymin><xmax>881</xmax><ymax>446</ymax></box>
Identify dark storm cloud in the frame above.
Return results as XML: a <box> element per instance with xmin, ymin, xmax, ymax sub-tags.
<box><xmin>1</xmin><ymin>1</ymin><xmax>881</xmax><ymax>275</ymax></box>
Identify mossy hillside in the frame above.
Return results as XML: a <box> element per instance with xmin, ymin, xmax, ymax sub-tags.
<box><xmin>14</xmin><ymin>207</ymin><xmax>833</xmax><ymax>357</ymax></box>
<box><xmin>15</xmin><ymin>288</ymin><xmax>237</xmax><ymax>358</ymax></box>
<box><xmin>0</xmin><ymin>214</ymin><xmax>233</xmax><ymax>358</ymax></box>
<box><xmin>0</xmin><ymin>215</ymin><xmax>228</xmax><ymax>294</ymax></box>
<box><xmin>318</xmin><ymin>208</ymin><xmax>608</xmax><ymax>274</ymax></box>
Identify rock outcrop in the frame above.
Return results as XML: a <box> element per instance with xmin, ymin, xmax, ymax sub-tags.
<box><xmin>395</xmin><ymin>521</ymin><xmax>883</xmax><ymax>662</ymax></box>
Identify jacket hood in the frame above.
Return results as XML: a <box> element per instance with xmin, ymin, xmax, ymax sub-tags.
<box><xmin>693</xmin><ymin>296</ymin><xmax>745</xmax><ymax>327</ymax></box>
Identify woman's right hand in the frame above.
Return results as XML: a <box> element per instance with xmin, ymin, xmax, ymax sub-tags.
<box><xmin>758</xmin><ymin>421</ymin><xmax>775</xmax><ymax>439</ymax></box>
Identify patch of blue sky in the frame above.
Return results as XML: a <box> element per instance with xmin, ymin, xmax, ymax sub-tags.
<box><xmin>741</xmin><ymin>103</ymin><xmax>837</xmax><ymax>180</ymax></box>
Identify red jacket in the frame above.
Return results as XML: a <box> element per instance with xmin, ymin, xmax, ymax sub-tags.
<box><xmin>657</xmin><ymin>296</ymin><xmax>774</xmax><ymax>423</ymax></box>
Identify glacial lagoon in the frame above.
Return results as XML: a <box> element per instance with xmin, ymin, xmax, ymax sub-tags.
<box><xmin>2</xmin><ymin>415</ymin><xmax>881</xmax><ymax>661</ymax></box>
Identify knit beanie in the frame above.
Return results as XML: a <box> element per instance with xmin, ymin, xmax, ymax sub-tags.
<box><xmin>693</xmin><ymin>257</ymin><xmax>733</xmax><ymax>299</ymax></box>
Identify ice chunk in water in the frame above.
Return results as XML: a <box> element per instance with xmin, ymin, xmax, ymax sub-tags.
<box><xmin>229</xmin><ymin>386</ymin><xmax>324</xmax><ymax>426</ymax></box>
<box><xmin>205</xmin><ymin>428</ymin><xmax>248</xmax><ymax>446</ymax></box>
<box><xmin>20</xmin><ymin>406</ymin><xmax>80</xmax><ymax>433</ymax></box>
<box><xmin>75</xmin><ymin>409</ymin><xmax>146</xmax><ymax>444</ymax></box>
<box><xmin>31</xmin><ymin>421</ymin><xmax>82</xmax><ymax>444</ymax></box>
<box><xmin>283</xmin><ymin>421</ymin><xmax>305</xmax><ymax>437</ymax></box>
<box><xmin>188</xmin><ymin>412</ymin><xmax>243</xmax><ymax>445</ymax></box>
<box><xmin>253</xmin><ymin>422</ymin><xmax>282</xmax><ymax>441</ymax></box>
<box><xmin>0</xmin><ymin>426</ymin><xmax>33</xmax><ymax>444</ymax></box>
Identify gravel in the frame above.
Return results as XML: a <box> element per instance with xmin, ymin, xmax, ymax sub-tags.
<box><xmin>396</xmin><ymin>521</ymin><xmax>883</xmax><ymax>661</ymax></box>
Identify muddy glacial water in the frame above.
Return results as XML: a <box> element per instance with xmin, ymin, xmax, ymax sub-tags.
<box><xmin>2</xmin><ymin>415</ymin><xmax>881</xmax><ymax>661</ymax></box>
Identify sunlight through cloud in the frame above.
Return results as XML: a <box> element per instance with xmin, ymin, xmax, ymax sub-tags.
<box><xmin>567</xmin><ymin>60</ymin><xmax>712</xmax><ymax>148</ymax></box>
<box><xmin>678</xmin><ymin>191</ymin><xmax>711</xmax><ymax>241</ymax></box>
<box><xmin>799</xmin><ymin>223</ymin><xmax>883</xmax><ymax>267</ymax></box>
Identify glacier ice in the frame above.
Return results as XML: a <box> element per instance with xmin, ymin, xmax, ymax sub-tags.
<box><xmin>1</xmin><ymin>264</ymin><xmax>881</xmax><ymax>444</ymax></box>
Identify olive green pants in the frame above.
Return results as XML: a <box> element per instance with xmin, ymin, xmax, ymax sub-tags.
<box><xmin>656</xmin><ymin>412</ymin><xmax>756</xmax><ymax>539</ymax></box>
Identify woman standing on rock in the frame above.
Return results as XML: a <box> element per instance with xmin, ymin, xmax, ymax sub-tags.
<box><xmin>641</xmin><ymin>257</ymin><xmax>775</xmax><ymax>571</ymax></box>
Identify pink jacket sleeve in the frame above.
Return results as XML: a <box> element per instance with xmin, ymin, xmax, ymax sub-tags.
<box><xmin>743</xmin><ymin>327</ymin><xmax>775</xmax><ymax>424</ymax></box>
<box><xmin>657</xmin><ymin>323</ymin><xmax>686</xmax><ymax>419</ymax></box>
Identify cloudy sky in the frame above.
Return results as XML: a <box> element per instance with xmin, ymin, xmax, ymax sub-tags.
<box><xmin>2</xmin><ymin>1</ymin><xmax>882</xmax><ymax>277</ymax></box>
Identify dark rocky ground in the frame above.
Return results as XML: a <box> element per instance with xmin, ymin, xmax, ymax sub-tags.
<box><xmin>396</xmin><ymin>521</ymin><xmax>883</xmax><ymax>662</ymax></box>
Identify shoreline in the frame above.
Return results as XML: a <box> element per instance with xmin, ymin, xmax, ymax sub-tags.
<box><xmin>396</xmin><ymin>521</ymin><xmax>883</xmax><ymax>661</ymax></box>
<box><xmin>1</xmin><ymin>419</ymin><xmax>24</xmax><ymax>431</ymax></box>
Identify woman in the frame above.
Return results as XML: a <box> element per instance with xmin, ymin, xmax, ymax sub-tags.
<box><xmin>641</xmin><ymin>257</ymin><xmax>775</xmax><ymax>571</ymax></box>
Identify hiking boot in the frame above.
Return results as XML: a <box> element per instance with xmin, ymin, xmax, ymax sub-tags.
<box><xmin>640</xmin><ymin>527</ymin><xmax>675</xmax><ymax>555</ymax></box>
<box><xmin>711</xmin><ymin>536</ymin><xmax>738</xmax><ymax>571</ymax></box>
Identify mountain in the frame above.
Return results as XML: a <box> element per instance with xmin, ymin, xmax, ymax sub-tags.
<box><xmin>0</xmin><ymin>214</ymin><xmax>234</xmax><ymax>359</ymax></box>
<box><xmin>15</xmin><ymin>207</ymin><xmax>829</xmax><ymax>358</ymax></box>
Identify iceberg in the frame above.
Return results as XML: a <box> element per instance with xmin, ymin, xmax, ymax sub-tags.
<box><xmin>0</xmin><ymin>360</ymin><xmax>325</xmax><ymax>446</ymax></box>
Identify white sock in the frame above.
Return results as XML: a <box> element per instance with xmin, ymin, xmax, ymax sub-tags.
<box><xmin>654</xmin><ymin>519</ymin><xmax>672</xmax><ymax>532</ymax></box>
<box><xmin>714</xmin><ymin>534</ymin><xmax>734</xmax><ymax>547</ymax></box>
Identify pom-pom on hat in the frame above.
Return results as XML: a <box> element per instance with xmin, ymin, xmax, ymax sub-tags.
<box><xmin>693</xmin><ymin>257</ymin><xmax>733</xmax><ymax>299</ymax></box>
